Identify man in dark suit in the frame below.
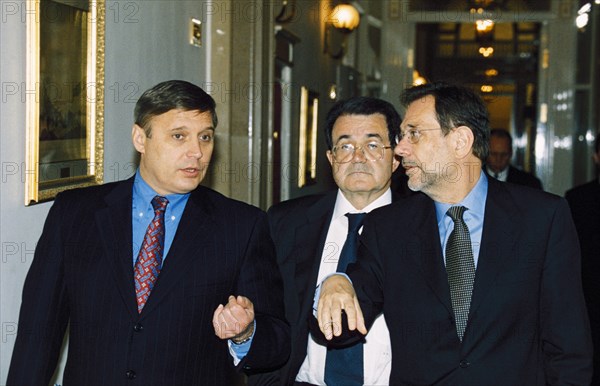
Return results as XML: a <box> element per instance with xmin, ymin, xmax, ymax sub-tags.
<box><xmin>485</xmin><ymin>128</ymin><xmax>543</xmax><ymax>189</ymax></box>
<box><xmin>317</xmin><ymin>83</ymin><xmax>592</xmax><ymax>385</ymax></box>
<box><xmin>250</xmin><ymin>97</ymin><xmax>404</xmax><ymax>386</ymax></box>
<box><xmin>7</xmin><ymin>80</ymin><xmax>290</xmax><ymax>386</ymax></box>
<box><xmin>566</xmin><ymin>133</ymin><xmax>600</xmax><ymax>385</ymax></box>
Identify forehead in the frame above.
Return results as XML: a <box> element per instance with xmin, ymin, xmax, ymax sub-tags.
<box><xmin>402</xmin><ymin>95</ymin><xmax>438</xmax><ymax>128</ymax></box>
<box><xmin>332</xmin><ymin>113</ymin><xmax>389</xmax><ymax>140</ymax></box>
<box><xmin>149</xmin><ymin>109</ymin><xmax>213</xmax><ymax>129</ymax></box>
<box><xmin>490</xmin><ymin>135</ymin><xmax>510</xmax><ymax>149</ymax></box>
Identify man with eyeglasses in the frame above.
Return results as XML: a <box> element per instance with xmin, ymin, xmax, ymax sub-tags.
<box><xmin>248</xmin><ymin>96</ymin><xmax>408</xmax><ymax>386</ymax></box>
<box><xmin>315</xmin><ymin>82</ymin><xmax>592</xmax><ymax>385</ymax></box>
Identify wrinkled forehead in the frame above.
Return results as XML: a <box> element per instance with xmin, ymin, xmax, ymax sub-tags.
<box><xmin>401</xmin><ymin>96</ymin><xmax>438</xmax><ymax>129</ymax></box>
<box><xmin>332</xmin><ymin>113</ymin><xmax>389</xmax><ymax>142</ymax></box>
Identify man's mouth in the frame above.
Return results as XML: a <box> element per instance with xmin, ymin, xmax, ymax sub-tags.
<box><xmin>181</xmin><ymin>167</ymin><xmax>200</xmax><ymax>175</ymax></box>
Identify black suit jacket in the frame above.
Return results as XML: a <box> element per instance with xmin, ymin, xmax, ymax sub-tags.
<box><xmin>320</xmin><ymin>178</ymin><xmax>592</xmax><ymax>385</ymax></box>
<box><xmin>566</xmin><ymin>178</ymin><xmax>600</xmax><ymax>297</ymax></box>
<box><xmin>250</xmin><ymin>190</ymin><xmax>403</xmax><ymax>386</ymax></box>
<box><xmin>566</xmin><ymin>178</ymin><xmax>600</xmax><ymax>385</ymax></box>
<box><xmin>7</xmin><ymin>179</ymin><xmax>290</xmax><ymax>386</ymax></box>
<box><xmin>506</xmin><ymin>165</ymin><xmax>543</xmax><ymax>189</ymax></box>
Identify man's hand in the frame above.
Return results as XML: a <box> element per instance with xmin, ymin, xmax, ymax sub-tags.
<box><xmin>317</xmin><ymin>275</ymin><xmax>367</xmax><ymax>340</ymax></box>
<box><xmin>213</xmin><ymin>295</ymin><xmax>255</xmax><ymax>342</ymax></box>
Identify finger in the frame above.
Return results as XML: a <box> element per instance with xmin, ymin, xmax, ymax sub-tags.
<box><xmin>236</xmin><ymin>295</ymin><xmax>254</xmax><ymax>311</ymax></box>
<box><xmin>228</xmin><ymin>303</ymin><xmax>251</xmax><ymax>326</ymax></box>
<box><xmin>317</xmin><ymin>296</ymin><xmax>331</xmax><ymax>339</ymax></box>
<box><xmin>330</xmin><ymin>300</ymin><xmax>343</xmax><ymax>337</ymax></box>
<box><xmin>344</xmin><ymin>301</ymin><xmax>358</xmax><ymax>332</ymax></box>
<box><xmin>317</xmin><ymin>304</ymin><xmax>332</xmax><ymax>340</ymax></box>
<box><xmin>212</xmin><ymin>304</ymin><xmax>224</xmax><ymax>337</ymax></box>
<box><xmin>354</xmin><ymin>297</ymin><xmax>368</xmax><ymax>335</ymax></box>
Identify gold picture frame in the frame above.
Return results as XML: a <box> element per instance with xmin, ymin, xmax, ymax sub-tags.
<box><xmin>25</xmin><ymin>0</ymin><xmax>105</xmax><ymax>205</ymax></box>
<box><xmin>298</xmin><ymin>87</ymin><xmax>318</xmax><ymax>187</ymax></box>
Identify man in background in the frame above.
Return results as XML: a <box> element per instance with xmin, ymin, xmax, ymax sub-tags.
<box><xmin>8</xmin><ymin>80</ymin><xmax>289</xmax><ymax>386</ymax></box>
<box><xmin>485</xmin><ymin>128</ymin><xmax>543</xmax><ymax>189</ymax></box>
<box><xmin>250</xmin><ymin>97</ymin><xmax>405</xmax><ymax>385</ymax></box>
<box><xmin>566</xmin><ymin>132</ymin><xmax>600</xmax><ymax>385</ymax></box>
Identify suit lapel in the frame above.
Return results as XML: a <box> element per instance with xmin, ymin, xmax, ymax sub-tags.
<box><xmin>293</xmin><ymin>193</ymin><xmax>336</xmax><ymax>323</ymax></box>
<box><xmin>95</xmin><ymin>178</ymin><xmax>139</xmax><ymax>320</ymax></box>
<box><xmin>139</xmin><ymin>187</ymin><xmax>211</xmax><ymax>317</ymax></box>
<box><xmin>414</xmin><ymin>197</ymin><xmax>454</xmax><ymax>315</ymax></box>
<box><xmin>468</xmin><ymin>179</ymin><xmax>518</xmax><ymax>317</ymax></box>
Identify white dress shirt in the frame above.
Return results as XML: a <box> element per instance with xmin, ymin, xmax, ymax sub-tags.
<box><xmin>486</xmin><ymin>165</ymin><xmax>508</xmax><ymax>182</ymax></box>
<box><xmin>296</xmin><ymin>189</ymin><xmax>393</xmax><ymax>386</ymax></box>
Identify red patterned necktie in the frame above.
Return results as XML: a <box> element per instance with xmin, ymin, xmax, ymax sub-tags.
<box><xmin>134</xmin><ymin>196</ymin><xmax>169</xmax><ymax>313</ymax></box>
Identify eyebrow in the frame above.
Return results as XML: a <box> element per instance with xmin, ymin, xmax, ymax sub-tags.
<box><xmin>169</xmin><ymin>126</ymin><xmax>215</xmax><ymax>132</ymax></box>
<box><xmin>334</xmin><ymin>133</ymin><xmax>384</xmax><ymax>142</ymax></box>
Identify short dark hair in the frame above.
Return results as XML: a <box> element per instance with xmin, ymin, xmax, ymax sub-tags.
<box><xmin>401</xmin><ymin>82</ymin><xmax>490</xmax><ymax>161</ymax></box>
<box><xmin>324</xmin><ymin>96</ymin><xmax>401</xmax><ymax>150</ymax></box>
<box><xmin>490</xmin><ymin>129</ymin><xmax>513</xmax><ymax>151</ymax></box>
<box><xmin>134</xmin><ymin>80</ymin><xmax>218</xmax><ymax>137</ymax></box>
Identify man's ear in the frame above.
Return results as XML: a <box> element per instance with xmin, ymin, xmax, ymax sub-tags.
<box><xmin>454</xmin><ymin>126</ymin><xmax>474</xmax><ymax>159</ymax></box>
<box><xmin>326</xmin><ymin>150</ymin><xmax>334</xmax><ymax>167</ymax></box>
<box><xmin>392</xmin><ymin>153</ymin><xmax>401</xmax><ymax>172</ymax></box>
<box><xmin>132</xmin><ymin>124</ymin><xmax>146</xmax><ymax>154</ymax></box>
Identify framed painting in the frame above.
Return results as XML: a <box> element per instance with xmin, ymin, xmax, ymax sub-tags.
<box><xmin>25</xmin><ymin>0</ymin><xmax>105</xmax><ymax>205</ymax></box>
<box><xmin>298</xmin><ymin>86</ymin><xmax>318</xmax><ymax>187</ymax></box>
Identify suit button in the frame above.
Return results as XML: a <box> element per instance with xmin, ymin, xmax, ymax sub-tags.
<box><xmin>126</xmin><ymin>370</ymin><xmax>136</xmax><ymax>379</ymax></box>
<box><xmin>459</xmin><ymin>360</ymin><xmax>470</xmax><ymax>368</ymax></box>
<box><xmin>134</xmin><ymin>323</ymin><xmax>143</xmax><ymax>332</ymax></box>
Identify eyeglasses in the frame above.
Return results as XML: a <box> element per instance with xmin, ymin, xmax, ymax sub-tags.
<box><xmin>396</xmin><ymin>127</ymin><xmax>443</xmax><ymax>144</ymax></box>
<box><xmin>331</xmin><ymin>142</ymin><xmax>393</xmax><ymax>163</ymax></box>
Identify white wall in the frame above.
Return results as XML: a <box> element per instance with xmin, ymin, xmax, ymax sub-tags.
<box><xmin>0</xmin><ymin>1</ymin><xmax>209</xmax><ymax>383</ymax></box>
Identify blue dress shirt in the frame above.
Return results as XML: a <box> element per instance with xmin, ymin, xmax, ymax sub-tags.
<box><xmin>434</xmin><ymin>170</ymin><xmax>488</xmax><ymax>267</ymax></box>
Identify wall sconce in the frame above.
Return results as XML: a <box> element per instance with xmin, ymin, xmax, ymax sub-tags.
<box><xmin>324</xmin><ymin>4</ymin><xmax>361</xmax><ymax>59</ymax></box>
<box><xmin>412</xmin><ymin>70</ymin><xmax>427</xmax><ymax>86</ymax></box>
<box><xmin>275</xmin><ymin>0</ymin><xmax>297</xmax><ymax>24</ymax></box>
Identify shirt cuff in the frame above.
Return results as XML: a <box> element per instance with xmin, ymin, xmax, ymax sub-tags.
<box><xmin>312</xmin><ymin>273</ymin><xmax>352</xmax><ymax>316</ymax></box>
<box><xmin>227</xmin><ymin>320</ymin><xmax>256</xmax><ymax>366</ymax></box>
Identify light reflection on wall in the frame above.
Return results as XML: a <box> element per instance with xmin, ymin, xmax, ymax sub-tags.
<box><xmin>553</xmin><ymin>135</ymin><xmax>573</xmax><ymax>150</ymax></box>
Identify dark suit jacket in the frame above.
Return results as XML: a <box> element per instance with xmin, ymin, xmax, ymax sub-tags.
<box><xmin>319</xmin><ymin>178</ymin><xmax>592</xmax><ymax>385</ymax></box>
<box><xmin>506</xmin><ymin>165</ymin><xmax>543</xmax><ymax>189</ymax></box>
<box><xmin>250</xmin><ymin>190</ymin><xmax>404</xmax><ymax>386</ymax></box>
<box><xmin>566</xmin><ymin>178</ymin><xmax>600</xmax><ymax>385</ymax></box>
<box><xmin>7</xmin><ymin>179</ymin><xmax>290</xmax><ymax>386</ymax></box>
<box><xmin>485</xmin><ymin>165</ymin><xmax>543</xmax><ymax>190</ymax></box>
<box><xmin>566</xmin><ymin>178</ymin><xmax>600</xmax><ymax>298</ymax></box>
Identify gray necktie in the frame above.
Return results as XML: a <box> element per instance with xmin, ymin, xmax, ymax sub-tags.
<box><xmin>446</xmin><ymin>206</ymin><xmax>475</xmax><ymax>341</ymax></box>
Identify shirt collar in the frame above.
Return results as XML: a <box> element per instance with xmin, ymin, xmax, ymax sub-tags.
<box><xmin>435</xmin><ymin>170</ymin><xmax>488</xmax><ymax>223</ymax></box>
<box><xmin>132</xmin><ymin>170</ymin><xmax>190</xmax><ymax>212</ymax></box>
<box><xmin>332</xmin><ymin>188</ymin><xmax>392</xmax><ymax>220</ymax></box>
<box><xmin>486</xmin><ymin>165</ymin><xmax>508</xmax><ymax>180</ymax></box>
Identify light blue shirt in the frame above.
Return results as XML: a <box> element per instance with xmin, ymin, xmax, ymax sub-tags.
<box><xmin>131</xmin><ymin>170</ymin><xmax>253</xmax><ymax>358</ymax></box>
<box><xmin>434</xmin><ymin>170</ymin><xmax>488</xmax><ymax>267</ymax></box>
<box><xmin>131</xmin><ymin>170</ymin><xmax>189</xmax><ymax>266</ymax></box>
